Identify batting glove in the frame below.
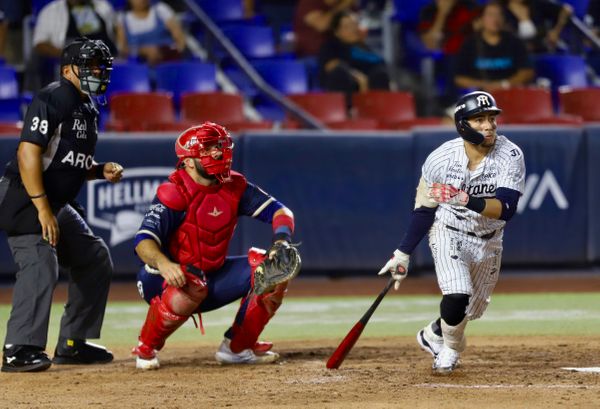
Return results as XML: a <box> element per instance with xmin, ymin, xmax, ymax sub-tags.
<box><xmin>377</xmin><ymin>249</ymin><xmax>409</xmax><ymax>290</ymax></box>
<box><xmin>428</xmin><ymin>183</ymin><xmax>469</xmax><ymax>206</ymax></box>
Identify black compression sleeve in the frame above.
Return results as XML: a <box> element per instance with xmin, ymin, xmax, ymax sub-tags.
<box><xmin>398</xmin><ymin>206</ymin><xmax>436</xmax><ymax>254</ymax></box>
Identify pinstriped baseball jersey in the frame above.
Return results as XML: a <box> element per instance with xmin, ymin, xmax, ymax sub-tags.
<box><xmin>423</xmin><ymin>134</ymin><xmax>525</xmax><ymax>319</ymax></box>
<box><xmin>422</xmin><ymin>135</ymin><xmax>525</xmax><ymax>235</ymax></box>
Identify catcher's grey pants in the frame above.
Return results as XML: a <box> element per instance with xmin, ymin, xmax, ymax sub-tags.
<box><xmin>4</xmin><ymin>204</ymin><xmax>113</xmax><ymax>349</ymax></box>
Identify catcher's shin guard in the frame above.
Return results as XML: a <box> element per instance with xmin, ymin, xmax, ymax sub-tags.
<box><xmin>229</xmin><ymin>251</ymin><xmax>287</xmax><ymax>353</ymax></box>
<box><xmin>137</xmin><ymin>271</ymin><xmax>208</xmax><ymax>351</ymax></box>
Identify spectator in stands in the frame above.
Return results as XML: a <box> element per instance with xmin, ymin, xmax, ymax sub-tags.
<box><xmin>293</xmin><ymin>0</ymin><xmax>357</xmax><ymax>57</ymax></box>
<box><xmin>419</xmin><ymin>0</ymin><xmax>480</xmax><ymax>55</ymax></box>
<box><xmin>318</xmin><ymin>10</ymin><xmax>389</xmax><ymax>106</ymax></box>
<box><xmin>115</xmin><ymin>0</ymin><xmax>186</xmax><ymax>65</ymax></box>
<box><xmin>0</xmin><ymin>0</ymin><xmax>30</xmax><ymax>64</ymax></box>
<box><xmin>454</xmin><ymin>0</ymin><xmax>534</xmax><ymax>93</ymax></box>
<box><xmin>501</xmin><ymin>0</ymin><xmax>573</xmax><ymax>53</ymax></box>
<box><xmin>25</xmin><ymin>0</ymin><xmax>117</xmax><ymax>91</ymax></box>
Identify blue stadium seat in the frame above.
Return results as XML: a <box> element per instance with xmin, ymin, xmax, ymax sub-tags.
<box><xmin>392</xmin><ymin>0</ymin><xmax>431</xmax><ymax>24</ymax></box>
<box><xmin>254</xmin><ymin>60</ymin><xmax>308</xmax><ymax>95</ymax></box>
<box><xmin>0</xmin><ymin>98</ymin><xmax>22</xmax><ymax>122</ymax></box>
<box><xmin>222</xmin><ymin>25</ymin><xmax>276</xmax><ymax>59</ymax></box>
<box><xmin>107</xmin><ymin>62</ymin><xmax>151</xmax><ymax>96</ymax></box>
<box><xmin>155</xmin><ymin>61</ymin><xmax>217</xmax><ymax>103</ymax></box>
<box><xmin>562</xmin><ymin>0</ymin><xmax>589</xmax><ymax>19</ymax></box>
<box><xmin>32</xmin><ymin>0</ymin><xmax>54</xmax><ymax>15</ymax></box>
<box><xmin>534</xmin><ymin>54</ymin><xmax>588</xmax><ymax>89</ymax></box>
<box><xmin>0</xmin><ymin>66</ymin><xmax>19</xmax><ymax>99</ymax></box>
<box><xmin>196</xmin><ymin>0</ymin><xmax>244</xmax><ymax>22</ymax></box>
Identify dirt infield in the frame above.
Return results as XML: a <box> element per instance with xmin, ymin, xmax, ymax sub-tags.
<box><xmin>1</xmin><ymin>337</ymin><xmax>599</xmax><ymax>408</ymax></box>
<box><xmin>1</xmin><ymin>274</ymin><xmax>600</xmax><ymax>408</ymax></box>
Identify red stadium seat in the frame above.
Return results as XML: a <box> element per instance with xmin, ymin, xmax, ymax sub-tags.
<box><xmin>106</xmin><ymin>92</ymin><xmax>182</xmax><ymax>132</ymax></box>
<box><xmin>492</xmin><ymin>87</ymin><xmax>582</xmax><ymax>125</ymax></box>
<box><xmin>352</xmin><ymin>91</ymin><xmax>444</xmax><ymax>130</ymax></box>
<box><xmin>180</xmin><ymin>92</ymin><xmax>272</xmax><ymax>132</ymax></box>
<box><xmin>0</xmin><ymin>122</ymin><xmax>22</xmax><ymax>136</ymax></box>
<box><xmin>559</xmin><ymin>87</ymin><xmax>600</xmax><ymax>122</ymax></box>
<box><xmin>285</xmin><ymin>92</ymin><xmax>379</xmax><ymax>130</ymax></box>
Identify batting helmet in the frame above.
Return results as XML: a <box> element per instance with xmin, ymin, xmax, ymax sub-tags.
<box><xmin>454</xmin><ymin>91</ymin><xmax>502</xmax><ymax>145</ymax></box>
<box><xmin>61</xmin><ymin>37</ymin><xmax>113</xmax><ymax>97</ymax></box>
<box><xmin>175</xmin><ymin>122</ymin><xmax>234</xmax><ymax>183</ymax></box>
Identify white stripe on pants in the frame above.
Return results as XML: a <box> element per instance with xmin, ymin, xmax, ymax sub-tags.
<box><xmin>428</xmin><ymin>223</ymin><xmax>503</xmax><ymax>320</ymax></box>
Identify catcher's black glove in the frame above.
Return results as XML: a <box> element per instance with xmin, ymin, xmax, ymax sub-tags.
<box><xmin>253</xmin><ymin>241</ymin><xmax>301</xmax><ymax>295</ymax></box>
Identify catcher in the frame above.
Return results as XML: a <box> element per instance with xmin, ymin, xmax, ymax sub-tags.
<box><xmin>132</xmin><ymin>122</ymin><xmax>300</xmax><ymax>370</ymax></box>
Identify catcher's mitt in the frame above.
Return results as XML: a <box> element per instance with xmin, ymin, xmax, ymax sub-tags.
<box><xmin>253</xmin><ymin>242</ymin><xmax>301</xmax><ymax>295</ymax></box>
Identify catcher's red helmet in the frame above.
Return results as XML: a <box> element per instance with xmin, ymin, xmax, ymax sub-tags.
<box><xmin>175</xmin><ymin>122</ymin><xmax>234</xmax><ymax>182</ymax></box>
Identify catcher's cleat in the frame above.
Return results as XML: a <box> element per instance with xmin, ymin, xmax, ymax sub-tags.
<box><xmin>215</xmin><ymin>338</ymin><xmax>279</xmax><ymax>365</ymax></box>
<box><xmin>253</xmin><ymin>341</ymin><xmax>273</xmax><ymax>355</ymax></box>
<box><xmin>133</xmin><ymin>342</ymin><xmax>160</xmax><ymax>370</ymax></box>
<box><xmin>432</xmin><ymin>345</ymin><xmax>460</xmax><ymax>375</ymax></box>
<box><xmin>1</xmin><ymin>345</ymin><xmax>52</xmax><ymax>373</ymax></box>
<box><xmin>53</xmin><ymin>338</ymin><xmax>113</xmax><ymax>365</ymax></box>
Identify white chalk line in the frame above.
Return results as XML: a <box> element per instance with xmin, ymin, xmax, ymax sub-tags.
<box><xmin>415</xmin><ymin>383</ymin><xmax>600</xmax><ymax>389</ymax></box>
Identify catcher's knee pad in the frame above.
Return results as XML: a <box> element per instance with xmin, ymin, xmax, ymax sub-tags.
<box><xmin>440</xmin><ymin>293</ymin><xmax>470</xmax><ymax>326</ymax></box>
<box><xmin>139</xmin><ymin>297</ymin><xmax>188</xmax><ymax>351</ymax></box>
<box><xmin>162</xmin><ymin>271</ymin><xmax>208</xmax><ymax>316</ymax></box>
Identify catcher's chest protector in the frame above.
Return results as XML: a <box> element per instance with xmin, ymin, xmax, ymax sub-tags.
<box><xmin>168</xmin><ymin>170</ymin><xmax>247</xmax><ymax>272</ymax></box>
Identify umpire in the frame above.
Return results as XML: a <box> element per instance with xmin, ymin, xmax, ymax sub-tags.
<box><xmin>0</xmin><ymin>37</ymin><xmax>123</xmax><ymax>372</ymax></box>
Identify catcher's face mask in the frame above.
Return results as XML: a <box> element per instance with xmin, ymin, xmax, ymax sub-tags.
<box><xmin>175</xmin><ymin>122</ymin><xmax>234</xmax><ymax>183</ymax></box>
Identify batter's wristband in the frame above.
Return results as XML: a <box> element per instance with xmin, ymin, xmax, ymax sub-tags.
<box><xmin>95</xmin><ymin>163</ymin><xmax>107</xmax><ymax>180</ymax></box>
<box><xmin>465</xmin><ymin>196</ymin><xmax>486</xmax><ymax>213</ymax></box>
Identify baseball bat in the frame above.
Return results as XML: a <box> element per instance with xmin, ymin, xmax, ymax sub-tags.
<box><xmin>326</xmin><ymin>277</ymin><xmax>395</xmax><ymax>369</ymax></box>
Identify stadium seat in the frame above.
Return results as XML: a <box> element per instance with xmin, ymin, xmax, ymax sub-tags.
<box><xmin>534</xmin><ymin>54</ymin><xmax>588</xmax><ymax>90</ymax></box>
<box><xmin>180</xmin><ymin>92</ymin><xmax>272</xmax><ymax>132</ymax></box>
<box><xmin>155</xmin><ymin>61</ymin><xmax>217</xmax><ymax>103</ymax></box>
<box><xmin>195</xmin><ymin>0</ymin><xmax>244</xmax><ymax>22</ymax></box>
<box><xmin>107</xmin><ymin>63</ymin><xmax>151</xmax><ymax>97</ymax></box>
<box><xmin>32</xmin><ymin>0</ymin><xmax>54</xmax><ymax>15</ymax></box>
<box><xmin>352</xmin><ymin>91</ymin><xmax>444</xmax><ymax>130</ymax></box>
<box><xmin>222</xmin><ymin>25</ymin><xmax>276</xmax><ymax>59</ymax></box>
<box><xmin>0</xmin><ymin>66</ymin><xmax>19</xmax><ymax>99</ymax></box>
<box><xmin>286</xmin><ymin>92</ymin><xmax>378</xmax><ymax>130</ymax></box>
<box><xmin>254</xmin><ymin>60</ymin><xmax>308</xmax><ymax>95</ymax></box>
<box><xmin>559</xmin><ymin>87</ymin><xmax>600</xmax><ymax>122</ymax></box>
<box><xmin>0</xmin><ymin>122</ymin><xmax>22</xmax><ymax>136</ymax></box>
<box><xmin>0</xmin><ymin>98</ymin><xmax>22</xmax><ymax>122</ymax></box>
<box><xmin>106</xmin><ymin>92</ymin><xmax>182</xmax><ymax>132</ymax></box>
<box><xmin>492</xmin><ymin>87</ymin><xmax>582</xmax><ymax>124</ymax></box>
<box><xmin>562</xmin><ymin>0</ymin><xmax>589</xmax><ymax>19</ymax></box>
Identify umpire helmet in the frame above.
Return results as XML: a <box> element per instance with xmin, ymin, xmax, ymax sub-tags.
<box><xmin>61</xmin><ymin>37</ymin><xmax>113</xmax><ymax>97</ymax></box>
<box><xmin>454</xmin><ymin>91</ymin><xmax>502</xmax><ymax>144</ymax></box>
<box><xmin>175</xmin><ymin>122</ymin><xmax>234</xmax><ymax>183</ymax></box>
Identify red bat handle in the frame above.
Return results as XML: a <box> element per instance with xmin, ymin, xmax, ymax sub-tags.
<box><xmin>326</xmin><ymin>278</ymin><xmax>394</xmax><ymax>369</ymax></box>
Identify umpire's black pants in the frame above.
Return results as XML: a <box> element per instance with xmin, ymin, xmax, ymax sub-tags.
<box><xmin>4</xmin><ymin>205</ymin><xmax>113</xmax><ymax>349</ymax></box>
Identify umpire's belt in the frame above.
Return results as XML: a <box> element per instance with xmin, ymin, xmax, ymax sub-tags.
<box><xmin>445</xmin><ymin>225</ymin><xmax>496</xmax><ymax>240</ymax></box>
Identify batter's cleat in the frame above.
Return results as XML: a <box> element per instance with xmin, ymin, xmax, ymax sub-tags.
<box><xmin>1</xmin><ymin>345</ymin><xmax>52</xmax><ymax>373</ymax></box>
<box><xmin>53</xmin><ymin>338</ymin><xmax>113</xmax><ymax>365</ymax></box>
<box><xmin>417</xmin><ymin>325</ymin><xmax>444</xmax><ymax>357</ymax></box>
<box><xmin>432</xmin><ymin>345</ymin><xmax>460</xmax><ymax>375</ymax></box>
<box><xmin>215</xmin><ymin>338</ymin><xmax>279</xmax><ymax>365</ymax></box>
<box><xmin>132</xmin><ymin>342</ymin><xmax>160</xmax><ymax>370</ymax></box>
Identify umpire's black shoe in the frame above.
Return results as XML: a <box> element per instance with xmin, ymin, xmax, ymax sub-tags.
<box><xmin>53</xmin><ymin>338</ymin><xmax>113</xmax><ymax>365</ymax></box>
<box><xmin>1</xmin><ymin>345</ymin><xmax>52</xmax><ymax>373</ymax></box>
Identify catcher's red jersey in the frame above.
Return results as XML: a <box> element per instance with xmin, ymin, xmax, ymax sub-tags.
<box><xmin>157</xmin><ymin>168</ymin><xmax>247</xmax><ymax>272</ymax></box>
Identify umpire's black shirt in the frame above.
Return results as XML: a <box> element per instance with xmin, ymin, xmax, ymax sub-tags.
<box><xmin>0</xmin><ymin>78</ymin><xmax>99</xmax><ymax>235</ymax></box>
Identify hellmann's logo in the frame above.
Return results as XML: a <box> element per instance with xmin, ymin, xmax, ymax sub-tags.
<box><xmin>86</xmin><ymin>167</ymin><xmax>172</xmax><ymax>246</ymax></box>
<box><xmin>517</xmin><ymin>170</ymin><xmax>568</xmax><ymax>213</ymax></box>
